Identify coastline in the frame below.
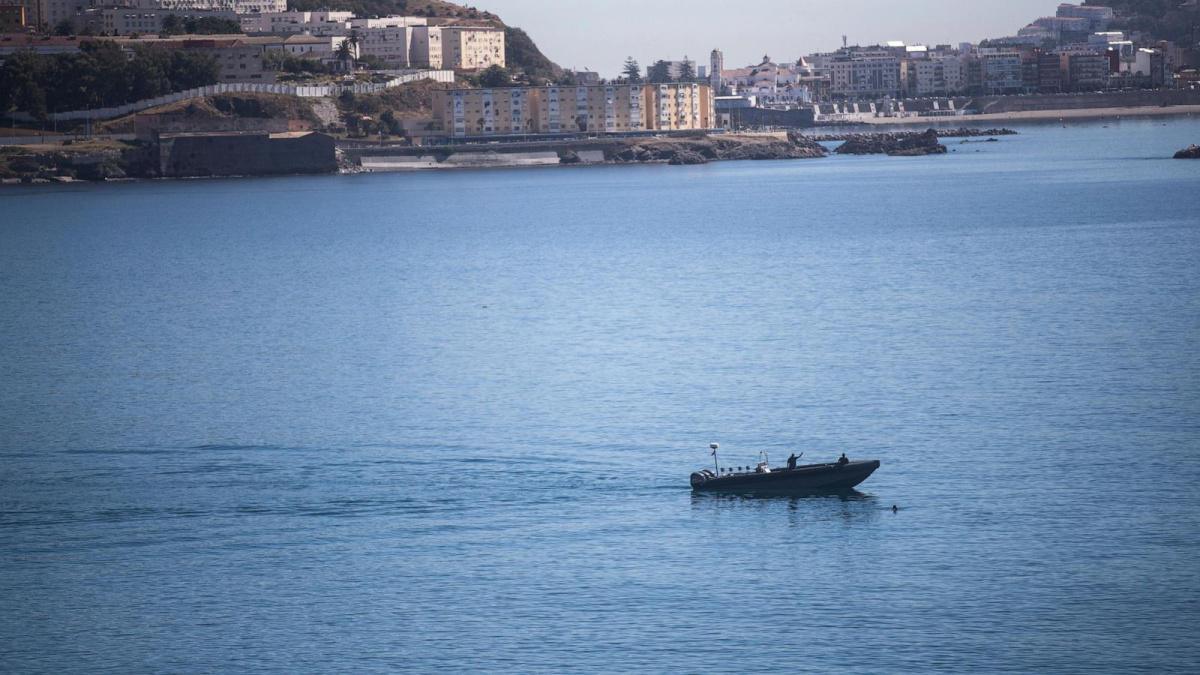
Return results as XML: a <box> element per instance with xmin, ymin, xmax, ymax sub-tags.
<box><xmin>854</xmin><ymin>104</ymin><xmax>1200</xmax><ymax>125</ymax></box>
<box><xmin>4</xmin><ymin>108</ymin><xmax>1197</xmax><ymax>184</ymax></box>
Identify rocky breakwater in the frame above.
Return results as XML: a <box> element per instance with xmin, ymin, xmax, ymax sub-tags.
<box><xmin>834</xmin><ymin>129</ymin><xmax>948</xmax><ymax>156</ymax></box>
<box><xmin>603</xmin><ymin>132</ymin><xmax>826</xmax><ymax>166</ymax></box>
<box><xmin>1173</xmin><ymin>145</ymin><xmax>1200</xmax><ymax>159</ymax></box>
<box><xmin>936</xmin><ymin>127</ymin><xmax>1018</xmax><ymax>138</ymax></box>
<box><xmin>0</xmin><ymin>140</ymin><xmax>158</xmax><ymax>183</ymax></box>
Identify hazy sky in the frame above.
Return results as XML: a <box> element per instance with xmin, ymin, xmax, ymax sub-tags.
<box><xmin>480</xmin><ymin>0</ymin><xmax>1064</xmax><ymax>75</ymax></box>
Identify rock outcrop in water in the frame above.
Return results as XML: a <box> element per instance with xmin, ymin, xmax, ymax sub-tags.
<box><xmin>1174</xmin><ymin>145</ymin><xmax>1200</xmax><ymax>159</ymax></box>
<box><xmin>809</xmin><ymin>128</ymin><xmax>1016</xmax><ymax>142</ymax></box>
<box><xmin>604</xmin><ymin>132</ymin><xmax>826</xmax><ymax>166</ymax></box>
<box><xmin>834</xmin><ymin>129</ymin><xmax>948</xmax><ymax>156</ymax></box>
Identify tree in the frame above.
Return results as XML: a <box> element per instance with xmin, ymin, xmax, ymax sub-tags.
<box><xmin>647</xmin><ymin>60</ymin><xmax>671</xmax><ymax>83</ymax></box>
<box><xmin>128</xmin><ymin>46</ymin><xmax>172</xmax><ymax>100</ymax></box>
<box><xmin>167</xmin><ymin>50</ymin><xmax>220</xmax><ymax>90</ymax></box>
<box><xmin>380</xmin><ymin>109</ymin><xmax>403</xmax><ymax>135</ymax></box>
<box><xmin>74</xmin><ymin>41</ymin><xmax>133</xmax><ymax>107</ymax></box>
<box><xmin>676</xmin><ymin>60</ymin><xmax>696</xmax><ymax>82</ymax></box>
<box><xmin>53</xmin><ymin>19</ymin><xmax>73</xmax><ymax>36</ymax></box>
<box><xmin>336</xmin><ymin>30</ymin><xmax>361</xmax><ymax>72</ymax></box>
<box><xmin>0</xmin><ymin>50</ymin><xmax>49</xmax><ymax>121</ymax></box>
<box><xmin>160</xmin><ymin>14</ymin><xmax>184</xmax><ymax>36</ymax></box>
<box><xmin>186</xmin><ymin>17</ymin><xmax>242</xmax><ymax>34</ymax></box>
<box><xmin>478</xmin><ymin>64</ymin><xmax>512</xmax><ymax>88</ymax></box>
<box><xmin>0</xmin><ymin>45</ymin><xmax>218</xmax><ymax>117</ymax></box>
<box><xmin>622</xmin><ymin>57</ymin><xmax>641</xmax><ymax>83</ymax></box>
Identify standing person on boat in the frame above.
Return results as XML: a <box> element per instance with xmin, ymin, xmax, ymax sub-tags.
<box><xmin>837</xmin><ymin>453</ymin><xmax>849</xmax><ymax>466</ymax></box>
<box><xmin>786</xmin><ymin>453</ymin><xmax>798</xmax><ymax>470</ymax></box>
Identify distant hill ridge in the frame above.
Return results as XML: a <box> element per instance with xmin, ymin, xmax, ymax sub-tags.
<box><xmin>1083</xmin><ymin>0</ymin><xmax>1200</xmax><ymax>44</ymax></box>
<box><xmin>286</xmin><ymin>0</ymin><xmax>565</xmax><ymax>82</ymax></box>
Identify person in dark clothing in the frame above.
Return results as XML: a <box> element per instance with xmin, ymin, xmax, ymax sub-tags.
<box><xmin>786</xmin><ymin>453</ymin><xmax>798</xmax><ymax>470</ymax></box>
<box><xmin>837</xmin><ymin>453</ymin><xmax>849</xmax><ymax>466</ymax></box>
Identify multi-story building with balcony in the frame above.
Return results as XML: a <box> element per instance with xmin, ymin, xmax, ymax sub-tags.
<box><xmin>440</xmin><ymin>26</ymin><xmax>503</xmax><ymax>70</ymax></box>
<box><xmin>433</xmin><ymin>83</ymin><xmax>714</xmax><ymax>138</ymax></box>
<box><xmin>830</xmin><ymin>53</ymin><xmax>905</xmax><ymax>99</ymax></box>
<box><xmin>909</xmin><ymin>55</ymin><xmax>967</xmax><ymax>95</ymax></box>
<box><xmin>1067</xmin><ymin>51</ymin><xmax>1111</xmax><ymax>90</ymax></box>
<box><xmin>979</xmin><ymin>50</ymin><xmax>1027</xmax><ymax>94</ymax></box>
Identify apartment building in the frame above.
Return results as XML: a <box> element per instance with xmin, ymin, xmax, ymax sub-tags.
<box><xmin>239</xmin><ymin>10</ymin><xmax>351</xmax><ymax>34</ymax></box>
<box><xmin>73</xmin><ymin>8</ymin><xmax>238</xmax><ymax>35</ymax></box>
<box><xmin>133</xmin><ymin>0</ymin><xmax>286</xmax><ymax>13</ymax></box>
<box><xmin>107</xmin><ymin>35</ymin><xmax>282</xmax><ymax>82</ymax></box>
<box><xmin>437</xmin><ymin>87</ymin><xmax>531</xmax><ymax>135</ymax></box>
<box><xmin>909</xmin><ymin>55</ymin><xmax>966</xmax><ymax>95</ymax></box>
<box><xmin>440</xmin><ymin>25</ymin><xmax>504</xmax><ymax>70</ymax></box>
<box><xmin>1067</xmin><ymin>52</ymin><xmax>1110</xmax><ymax>90</ymax></box>
<box><xmin>830</xmin><ymin>54</ymin><xmax>905</xmax><ymax>99</ymax></box>
<box><xmin>349</xmin><ymin>23</ymin><xmax>444</xmax><ymax>68</ymax></box>
<box><xmin>1038</xmin><ymin>52</ymin><xmax>1066</xmax><ymax>91</ymax></box>
<box><xmin>541</xmin><ymin>84</ymin><xmax>650</xmax><ymax>133</ymax></box>
<box><xmin>409</xmin><ymin>25</ymin><xmax>442</xmax><ymax>68</ymax></box>
<box><xmin>355</xmin><ymin>24</ymin><xmax>414</xmax><ymax>65</ymax></box>
<box><xmin>283</xmin><ymin>34</ymin><xmax>337</xmax><ymax>59</ymax></box>
<box><xmin>0</xmin><ymin>4</ymin><xmax>25</xmax><ymax>31</ymax></box>
<box><xmin>1055</xmin><ymin>3</ymin><xmax>1113</xmax><ymax>31</ymax></box>
<box><xmin>979</xmin><ymin>50</ymin><xmax>1026</xmax><ymax>94</ymax></box>
<box><xmin>37</xmin><ymin>0</ymin><xmax>88</xmax><ymax>30</ymax></box>
<box><xmin>653</xmin><ymin>82</ymin><xmax>711</xmax><ymax>130</ymax></box>
<box><xmin>433</xmin><ymin>83</ymin><xmax>713</xmax><ymax>138</ymax></box>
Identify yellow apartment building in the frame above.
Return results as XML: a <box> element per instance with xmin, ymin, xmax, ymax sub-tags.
<box><xmin>434</xmin><ymin>83</ymin><xmax>714</xmax><ymax>138</ymax></box>
<box><xmin>532</xmin><ymin>84</ymin><xmax>649</xmax><ymax>134</ymax></box>
<box><xmin>436</xmin><ymin>88</ymin><xmax>533</xmax><ymax>136</ymax></box>
<box><xmin>652</xmin><ymin>83</ymin><xmax>713</xmax><ymax>131</ymax></box>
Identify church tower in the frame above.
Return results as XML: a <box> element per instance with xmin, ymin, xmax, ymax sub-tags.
<box><xmin>710</xmin><ymin>49</ymin><xmax>724</xmax><ymax>92</ymax></box>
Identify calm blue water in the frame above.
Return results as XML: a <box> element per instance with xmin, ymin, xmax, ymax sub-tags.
<box><xmin>2</xmin><ymin>117</ymin><xmax>1199</xmax><ymax>672</ymax></box>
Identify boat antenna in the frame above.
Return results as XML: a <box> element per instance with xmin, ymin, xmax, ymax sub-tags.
<box><xmin>710</xmin><ymin>443</ymin><xmax>719</xmax><ymax>473</ymax></box>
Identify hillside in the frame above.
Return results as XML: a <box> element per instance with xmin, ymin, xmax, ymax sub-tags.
<box><xmin>286</xmin><ymin>0</ymin><xmax>564</xmax><ymax>81</ymax></box>
<box><xmin>288</xmin><ymin>0</ymin><xmax>499</xmax><ymax>24</ymax></box>
<box><xmin>1084</xmin><ymin>0</ymin><xmax>1200</xmax><ymax>44</ymax></box>
<box><xmin>96</xmin><ymin>93</ymin><xmax>322</xmax><ymax>133</ymax></box>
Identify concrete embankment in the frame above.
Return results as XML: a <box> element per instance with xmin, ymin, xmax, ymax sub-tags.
<box><xmin>968</xmin><ymin>90</ymin><xmax>1200</xmax><ymax>114</ymax></box>
<box><xmin>857</xmin><ymin>91</ymin><xmax>1200</xmax><ymax>126</ymax></box>
<box><xmin>1</xmin><ymin>131</ymin><xmax>338</xmax><ymax>183</ymax></box>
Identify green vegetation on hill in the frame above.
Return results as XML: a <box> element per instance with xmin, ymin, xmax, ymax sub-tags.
<box><xmin>335</xmin><ymin>79</ymin><xmax>453</xmax><ymax>136</ymax></box>
<box><xmin>287</xmin><ymin>0</ymin><xmax>498</xmax><ymax>23</ymax></box>
<box><xmin>504</xmin><ymin>26</ymin><xmax>563</xmax><ymax>83</ymax></box>
<box><xmin>0</xmin><ymin>42</ymin><xmax>219</xmax><ymax>121</ymax></box>
<box><xmin>1084</xmin><ymin>0</ymin><xmax>1200</xmax><ymax>44</ymax></box>
<box><xmin>95</xmin><ymin>93</ymin><xmax>319</xmax><ymax>134</ymax></box>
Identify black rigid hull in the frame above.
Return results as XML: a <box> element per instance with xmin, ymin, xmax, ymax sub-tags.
<box><xmin>691</xmin><ymin>460</ymin><xmax>881</xmax><ymax>494</ymax></box>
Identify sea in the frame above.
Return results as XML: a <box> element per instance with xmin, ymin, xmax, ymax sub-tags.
<box><xmin>1</xmin><ymin>117</ymin><xmax>1198</xmax><ymax>673</ymax></box>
